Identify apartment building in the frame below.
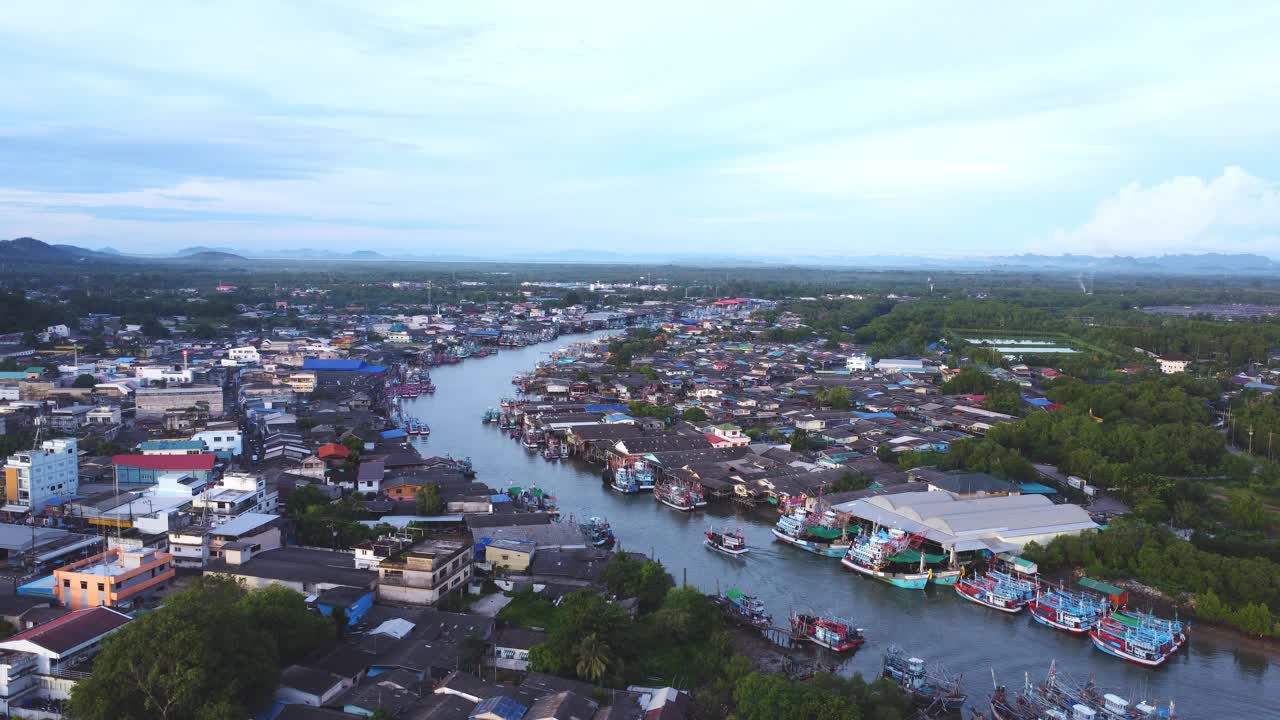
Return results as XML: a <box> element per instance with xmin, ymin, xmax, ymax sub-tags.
<box><xmin>4</xmin><ymin>437</ymin><xmax>77</xmax><ymax>511</ymax></box>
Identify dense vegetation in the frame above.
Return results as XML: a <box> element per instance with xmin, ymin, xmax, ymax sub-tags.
<box><xmin>69</xmin><ymin>578</ymin><xmax>335</xmax><ymax>720</ymax></box>
<box><xmin>513</xmin><ymin>554</ymin><xmax>909</xmax><ymax>719</ymax></box>
<box><xmin>1022</xmin><ymin>520</ymin><xmax>1280</xmax><ymax>637</ymax></box>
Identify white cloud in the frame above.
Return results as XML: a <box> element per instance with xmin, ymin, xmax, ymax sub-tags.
<box><xmin>1051</xmin><ymin>166</ymin><xmax>1280</xmax><ymax>255</ymax></box>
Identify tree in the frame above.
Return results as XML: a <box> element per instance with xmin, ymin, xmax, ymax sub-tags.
<box><xmin>459</xmin><ymin>632</ymin><xmax>488</xmax><ymax>675</ymax></box>
<box><xmin>416</xmin><ymin>482</ymin><xmax>444</xmax><ymax>515</ymax></box>
<box><xmin>238</xmin><ymin>583</ymin><xmax>333</xmax><ymax>664</ymax></box>
<box><xmin>790</xmin><ymin>428</ymin><xmax>811</xmax><ymax>452</ymax></box>
<box><xmin>1228</xmin><ymin>495</ymin><xmax>1265</xmax><ymax>531</ymax></box>
<box><xmin>331</xmin><ymin>606</ymin><xmax>349</xmax><ymax>639</ymax></box>
<box><xmin>825</xmin><ymin>386</ymin><xmax>850</xmax><ymax>410</ymax></box>
<box><xmin>574</xmin><ymin>633</ymin><xmax>613</xmax><ymax>683</ymax></box>
<box><xmin>683</xmin><ymin>407</ymin><xmax>708</xmax><ymax>422</ymax></box>
<box><xmin>69</xmin><ymin>578</ymin><xmax>280</xmax><ymax>720</ymax></box>
<box><xmin>72</xmin><ymin>373</ymin><xmax>97</xmax><ymax>388</ymax></box>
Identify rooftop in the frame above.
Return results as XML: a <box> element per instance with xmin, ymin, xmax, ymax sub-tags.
<box><xmin>0</xmin><ymin>606</ymin><xmax>130</xmax><ymax>655</ymax></box>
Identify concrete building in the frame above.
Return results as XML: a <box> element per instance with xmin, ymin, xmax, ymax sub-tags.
<box><xmin>376</xmin><ymin>539</ymin><xmax>471</xmax><ymax>606</ymax></box>
<box><xmin>227</xmin><ymin>346</ymin><xmax>261</xmax><ymax>364</ymax></box>
<box><xmin>48</xmin><ymin>405</ymin><xmax>93</xmax><ymax>433</ymax></box>
<box><xmin>135</xmin><ymin>385</ymin><xmax>224</xmax><ymax>420</ymax></box>
<box><xmin>190</xmin><ymin>425</ymin><xmax>243</xmax><ymax>458</ymax></box>
<box><xmin>4</xmin><ymin>437</ymin><xmax>78</xmax><ymax>511</ymax></box>
<box><xmin>1158</xmin><ymin>353</ymin><xmax>1193</xmax><ymax>374</ymax></box>
<box><xmin>484</xmin><ymin>539</ymin><xmax>535</xmax><ymax>572</ymax></box>
<box><xmin>205</xmin><ymin>546</ymin><xmax>377</xmax><ymax>595</ymax></box>
<box><xmin>287</xmin><ymin>372</ymin><xmax>317</xmax><ymax>394</ymax></box>
<box><xmin>0</xmin><ymin>607</ymin><xmax>131</xmax><ymax>714</ymax></box>
<box><xmin>192</xmin><ymin>473</ymin><xmax>278</xmax><ymax>517</ymax></box>
<box><xmin>54</xmin><ymin>548</ymin><xmax>176</xmax><ymax>610</ymax></box>
<box><xmin>86</xmin><ymin>405</ymin><xmax>121</xmax><ymax>426</ymax></box>
<box><xmin>846</xmin><ymin>352</ymin><xmax>871</xmax><ymax>372</ymax></box>
<box><xmin>168</xmin><ymin>512</ymin><xmax>284</xmax><ymax>569</ymax></box>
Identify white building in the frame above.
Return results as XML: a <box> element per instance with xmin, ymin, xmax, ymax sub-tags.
<box><xmin>192</xmin><ymin>473</ymin><xmax>278</xmax><ymax>517</ymax></box>
<box><xmin>1158</xmin><ymin>354</ymin><xmax>1192</xmax><ymax>374</ymax></box>
<box><xmin>846</xmin><ymin>352</ymin><xmax>871</xmax><ymax>372</ymax></box>
<box><xmin>0</xmin><ymin>607</ymin><xmax>131</xmax><ymax>714</ymax></box>
<box><xmin>3</xmin><ymin>437</ymin><xmax>78</xmax><ymax>511</ymax></box>
<box><xmin>227</xmin><ymin>346</ymin><xmax>261</xmax><ymax>364</ymax></box>
<box><xmin>135</xmin><ymin>366</ymin><xmax>194</xmax><ymax>385</ymax></box>
<box><xmin>86</xmin><ymin>405</ymin><xmax>122</xmax><ymax>425</ymax></box>
<box><xmin>191</xmin><ymin>426</ymin><xmax>243</xmax><ymax>457</ymax></box>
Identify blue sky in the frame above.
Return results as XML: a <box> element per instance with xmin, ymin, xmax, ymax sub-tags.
<box><xmin>3</xmin><ymin>2</ymin><xmax>1280</xmax><ymax>258</ymax></box>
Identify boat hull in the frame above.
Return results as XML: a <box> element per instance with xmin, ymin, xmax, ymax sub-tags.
<box><xmin>705</xmin><ymin>539</ymin><xmax>749</xmax><ymax>556</ymax></box>
<box><xmin>1029</xmin><ymin>604</ymin><xmax>1094</xmax><ymax>634</ymax></box>
<box><xmin>1089</xmin><ymin>631</ymin><xmax>1171</xmax><ymax>666</ymax></box>
<box><xmin>771</xmin><ymin>529</ymin><xmax>848</xmax><ymax>557</ymax></box>
<box><xmin>841</xmin><ymin>558</ymin><xmax>929</xmax><ymax>590</ymax></box>
<box><xmin>954</xmin><ymin>585</ymin><xmax>1025</xmax><ymax>613</ymax></box>
<box><xmin>657</xmin><ymin>495</ymin><xmax>696</xmax><ymax>511</ymax></box>
<box><xmin>930</xmin><ymin>569</ymin><xmax>962</xmax><ymax>586</ymax></box>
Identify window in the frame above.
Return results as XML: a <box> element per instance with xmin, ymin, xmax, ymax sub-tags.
<box><xmin>97</xmin><ymin>583</ymin><xmax>105</xmax><ymax>592</ymax></box>
<box><xmin>80</xmin><ymin>581</ymin><xmax>88</xmax><ymax>590</ymax></box>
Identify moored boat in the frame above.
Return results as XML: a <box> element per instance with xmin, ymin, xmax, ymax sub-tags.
<box><xmin>881</xmin><ymin>645</ymin><xmax>966</xmax><ymax>712</ymax></box>
<box><xmin>840</xmin><ymin>528</ymin><xmax>930</xmax><ymax>590</ymax></box>
<box><xmin>714</xmin><ymin>588</ymin><xmax>772</xmax><ymax>629</ymax></box>
<box><xmin>770</xmin><ymin>508</ymin><xmax>852</xmax><ymax>558</ymax></box>
<box><xmin>654</xmin><ymin>478</ymin><xmax>704</xmax><ymax>511</ymax></box>
<box><xmin>578</xmin><ymin>516</ymin><xmax>616</xmax><ymax>548</ymax></box>
<box><xmin>789</xmin><ymin>611</ymin><xmax>864</xmax><ymax>653</ymax></box>
<box><xmin>1029</xmin><ymin>587</ymin><xmax>1109</xmax><ymax>634</ymax></box>
<box><xmin>705</xmin><ymin>527</ymin><xmax>749</xmax><ymax>556</ymax></box>
<box><xmin>1089</xmin><ymin>616</ymin><xmax>1178</xmax><ymax>667</ymax></box>
<box><xmin>955</xmin><ymin>570</ymin><xmax>1036</xmax><ymax>613</ymax></box>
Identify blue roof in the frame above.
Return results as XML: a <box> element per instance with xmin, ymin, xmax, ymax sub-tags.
<box><xmin>380</xmin><ymin>429</ymin><xmax>408</xmax><ymax>439</ymax></box>
<box><xmin>490</xmin><ymin>494</ymin><xmax>512</xmax><ymax>503</ymax></box>
<box><xmin>17</xmin><ymin>574</ymin><xmax>55</xmax><ymax>598</ymax></box>
<box><xmin>604</xmin><ymin>413</ymin><xmax>633</xmax><ymax>422</ymax></box>
<box><xmin>1024</xmin><ymin>397</ymin><xmax>1055</xmax><ymax>407</ymax></box>
<box><xmin>585</xmin><ymin>404</ymin><xmax>629</xmax><ymax>413</ymax></box>
<box><xmin>468</xmin><ymin>328</ymin><xmax>501</xmax><ymax>336</ymax></box>
<box><xmin>1019</xmin><ymin>482</ymin><xmax>1059</xmax><ymax>495</ymax></box>
<box><xmin>471</xmin><ymin>696</ymin><xmax>527</xmax><ymax>720</ymax></box>
<box><xmin>855</xmin><ymin>411</ymin><xmax>896</xmax><ymax>419</ymax></box>
<box><xmin>139</xmin><ymin>440</ymin><xmax>206</xmax><ymax>451</ymax></box>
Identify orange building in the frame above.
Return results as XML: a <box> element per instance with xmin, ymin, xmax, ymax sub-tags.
<box><xmin>54</xmin><ymin>548</ymin><xmax>176</xmax><ymax>610</ymax></box>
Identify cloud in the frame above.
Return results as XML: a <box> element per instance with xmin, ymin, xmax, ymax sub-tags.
<box><xmin>1051</xmin><ymin>166</ymin><xmax>1280</xmax><ymax>256</ymax></box>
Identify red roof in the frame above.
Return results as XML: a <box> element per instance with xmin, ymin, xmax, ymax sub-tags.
<box><xmin>318</xmin><ymin>443</ymin><xmax>351</xmax><ymax>459</ymax></box>
<box><xmin>5</xmin><ymin>606</ymin><xmax>131</xmax><ymax>655</ymax></box>
<box><xmin>112</xmin><ymin>454</ymin><xmax>216</xmax><ymax>471</ymax></box>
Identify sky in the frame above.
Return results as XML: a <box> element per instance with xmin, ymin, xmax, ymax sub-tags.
<box><xmin>3</xmin><ymin>2</ymin><xmax>1280</xmax><ymax>259</ymax></box>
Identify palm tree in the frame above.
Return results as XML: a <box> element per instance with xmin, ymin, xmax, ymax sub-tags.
<box><xmin>574</xmin><ymin>633</ymin><xmax>612</xmax><ymax>683</ymax></box>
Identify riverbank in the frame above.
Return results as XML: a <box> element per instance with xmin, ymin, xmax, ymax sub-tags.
<box><xmin>406</xmin><ymin>332</ymin><xmax>1278</xmax><ymax>717</ymax></box>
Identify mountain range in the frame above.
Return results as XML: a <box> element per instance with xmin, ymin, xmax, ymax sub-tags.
<box><xmin>3</xmin><ymin>237</ymin><xmax>1278</xmax><ymax>274</ymax></box>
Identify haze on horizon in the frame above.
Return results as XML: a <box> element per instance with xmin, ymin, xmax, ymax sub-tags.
<box><xmin>3</xmin><ymin>2</ymin><xmax>1280</xmax><ymax>260</ymax></box>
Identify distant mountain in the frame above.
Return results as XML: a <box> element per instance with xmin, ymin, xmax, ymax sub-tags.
<box><xmin>177</xmin><ymin>245</ymin><xmax>239</xmax><ymax>256</ymax></box>
<box><xmin>0</xmin><ymin>237</ymin><xmax>124</xmax><ymax>264</ymax></box>
<box><xmin>97</xmin><ymin>246</ymin><xmax>124</xmax><ymax>255</ymax></box>
<box><xmin>179</xmin><ymin>250</ymin><xmax>248</xmax><ymax>263</ymax></box>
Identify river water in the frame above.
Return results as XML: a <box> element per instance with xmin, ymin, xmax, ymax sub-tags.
<box><xmin>404</xmin><ymin>334</ymin><xmax>1277</xmax><ymax>717</ymax></box>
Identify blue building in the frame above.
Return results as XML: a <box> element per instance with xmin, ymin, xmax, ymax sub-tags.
<box><xmin>315</xmin><ymin>586</ymin><xmax>374</xmax><ymax>626</ymax></box>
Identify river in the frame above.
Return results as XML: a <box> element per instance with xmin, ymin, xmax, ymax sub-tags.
<box><xmin>403</xmin><ymin>334</ymin><xmax>1277</xmax><ymax>717</ymax></box>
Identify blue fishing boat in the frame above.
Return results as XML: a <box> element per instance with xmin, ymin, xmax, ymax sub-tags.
<box><xmin>770</xmin><ymin>508</ymin><xmax>851</xmax><ymax>558</ymax></box>
<box><xmin>841</xmin><ymin>528</ymin><xmax>931</xmax><ymax>589</ymax></box>
<box><xmin>1029</xmin><ymin>587</ymin><xmax>1109</xmax><ymax>634</ymax></box>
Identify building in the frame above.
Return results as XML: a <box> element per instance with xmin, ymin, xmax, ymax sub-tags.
<box><xmin>86</xmin><ymin>405</ymin><xmax>122</xmax><ymax>426</ymax></box>
<box><xmin>492</xmin><ymin>627</ymin><xmax>547</xmax><ymax>671</ymax></box>
<box><xmin>54</xmin><ymin>547</ymin><xmax>176</xmax><ymax>610</ymax></box>
<box><xmin>484</xmin><ymin>539</ymin><xmax>535</xmax><ymax>572</ymax></box>
<box><xmin>190</xmin><ymin>425</ymin><xmax>243</xmax><ymax>458</ymax></box>
<box><xmin>4</xmin><ymin>437</ymin><xmax>78</xmax><ymax>511</ymax></box>
<box><xmin>192</xmin><ymin>473</ymin><xmax>278</xmax><ymax>517</ymax></box>
<box><xmin>113</xmin><ymin>453</ymin><xmax>216</xmax><ymax>487</ymax></box>
<box><xmin>287</xmin><ymin>372</ymin><xmax>317</xmax><ymax>394</ymax></box>
<box><xmin>0</xmin><ymin>606</ymin><xmax>132</xmax><ymax>714</ymax></box>
<box><xmin>1158</xmin><ymin>353</ymin><xmax>1193</xmax><ymax>374</ymax></box>
<box><xmin>846</xmin><ymin>352</ymin><xmax>871</xmax><ymax>372</ymax></box>
<box><xmin>708</xmin><ymin>423</ymin><xmax>749</xmax><ymax>448</ymax></box>
<box><xmin>205</xmin><ymin>546</ymin><xmax>377</xmax><ymax>595</ymax></box>
<box><xmin>227</xmin><ymin>346</ymin><xmax>261</xmax><ymax>364</ymax></box>
<box><xmin>48</xmin><ymin>404</ymin><xmax>93</xmax><ymax>433</ymax></box>
<box><xmin>167</xmin><ymin>512</ymin><xmax>283</xmax><ymax>569</ymax></box>
<box><xmin>134</xmin><ymin>385</ymin><xmax>224</xmax><ymax>420</ymax></box>
<box><xmin>376</xmin><ymin>539</ymin><xmax>471</xmax><ymax>606</ymax></box>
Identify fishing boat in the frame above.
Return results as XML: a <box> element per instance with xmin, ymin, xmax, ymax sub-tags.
<box><xmin>481</xmin><ymin>407</ymin><xmax>501</xmax><ymax>424</ymax></box>
<box><xmin>994</xmin><ymin>663</ymin><xmax>1181</xmax><ymax>720</ymax></box>
<box><xmin>955</xmin><ymin>570</ymin><xmax>1037</xmax><ymax>613</ymax></box>
<box><xmin>1089</xmin><ymin>616</ymin><xmax>1178</xmax><ymax>667</ymax></box>
<box><xmin>653</xmin><ymin>478</ymin><xmax>704</xmax><ymax>511</ymax></box>
<box><xmin>578</xmin><ymin>517</ymin><xmax>616</xmax><ymax>548</ymax></box>
<box><xmin>881</xmin><ymin>645</ymin><xmax>967</xmax><ymax>712</ymax></box>
<box><xmin>1029</xmin><ymin>587</ymin><xmax>1110</xmax><ymax>634</ymax></box>
<box><xmin>841</xmin><ymin>528</ymin><xmax>931</xmax><ymax>590</ymax></box>
<box><xmin>612</xmin><ymin>462</ymin><xmax>655</xmax><ymax>493</ymax></box>
<box><xmin>770</xmin><ymin>508</ymin><xmax>852</xmax><ymax>558</ymax></box>
<box><xmin>610</xmin><ymin>471</ymin><xmax>639</xmax><ymax>494</ymax></box>
<box><xmin>419</xmin><ymin>421</ymin><xmax>430</xmax><ymax>436</ymax></box>
<box><xmin>521</xmin><ymin>431</ymin><xmax>543</xmax><ymax>449</ymax></box>
<box><xmin>714</xmin><ymin>588</ymin><xmax>772</xmax><ymax>629</ymax></box>
<box><xmin>704</xmin><ymin>527</ymin><xmax>749</xmax><ymax>556</ymax></box>
<box><xmin>789</xmin><ymin>611</ymin><xmax>864</xmax><ymax>653</ymax></box>
<box><xmin>1112</xmin><ymin>609</ymin><xmax>1188</xmax><ymax>649</ymax></box>
<box><xmin>406</xmin><ymin>419</ymin><xmax>421</xmax><ymax>435</ymax></box>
